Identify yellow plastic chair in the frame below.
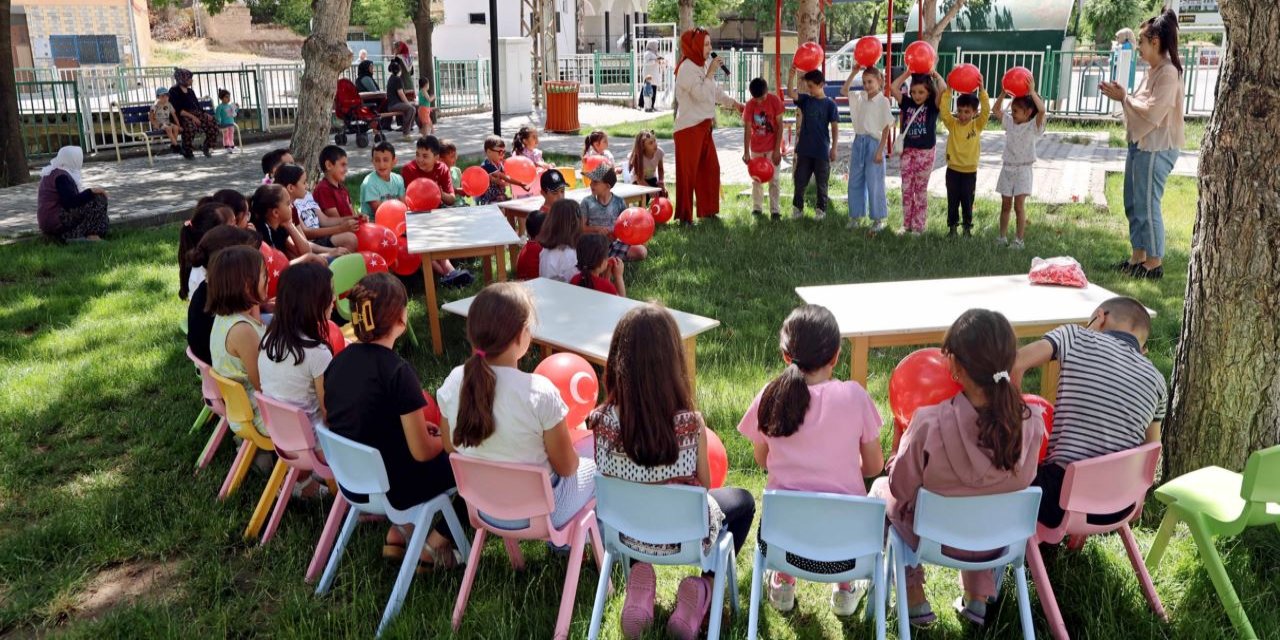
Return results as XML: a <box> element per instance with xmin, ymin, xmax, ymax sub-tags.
<box><xmin>209</xmin><ymin>369</ymin><xmax>288</xmax><ymax>540</ymax></box>
<box><xmin>556</xmin><ymin>166</ymin><xmax>578</xmax><ymax>189</ymax></box>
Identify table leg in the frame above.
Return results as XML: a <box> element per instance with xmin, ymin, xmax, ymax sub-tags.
<box><xmin>496</xmin><ymin>247</ymin><xmax>508</xmax><ymax>282</ymax></box>
<box><xmin>540</xmin><ymin>344</ymin><xmax>553</xmax><ymax>359</ymax></box>
<box><xmin>683</xmin><ymin>338</ymin><xmax>698</xmax><ymax>397</ymax></box>
<box><xmin>481</xmin><ymin>256</ymin><xmax>493</xmax><ymax>285</ymax></box>
<box><xmin>423</xmin><ymin>258</ymin><xmax>443</xmax><ymax>355</ymax></box>
<box><xmin>1041</xmin><ymin>360</ymin><xmax>1061</xmax><ymax>404</ymax></box>
<box><xmin>850</xmin><ymin>337</ymin><xmax>870</xmax><ymax>387</ymax></box>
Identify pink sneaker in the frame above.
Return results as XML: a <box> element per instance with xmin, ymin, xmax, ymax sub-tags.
<box><xmin>620</xmin><ymin>562</ymin><xmax>656</xmax><ymax>638</ymax></box>
<box><xmin>667</xmin><ymin>575</ymin><xmax>712</xmax><ymax>640</ymax></box>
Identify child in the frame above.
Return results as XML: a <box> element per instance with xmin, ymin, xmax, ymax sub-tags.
<box><xmin>742</xmin><ymin>77</ymin><xmax>784</xmax><ymax>218</ymax></box>
<box><xmin>737</xmin><ymin>304</ymin><xmax>885</xmax><ymax>616</ymax></box>
<box><xmin>437</xmin><ymin>282</ymin><xmax>596</xmax><ymax>531</ymax></box>
<box><xmin>938</xmin><ymin>77</ymin><xmax>991</xmax><ymax>236</ymax></box>
<box><xmin>275</xmin><ymin>164</ymin><xmax>359</xmax><ymax>253</ymax></box>
<box><xmin>570</xmin><ymin>234</ymin><xmax>626</xmax><ymax>296</ymax></box>
<box><xmin>179</xmin><ymin>202</ymin><xmax>233</xmax><ymax>300</ymax></box>
<box><xmin>325</xmin><ymin>272</ymin><xmax>464</xmax><ymax>567</ymax></box>
<box><xmin>512</xmin><ymin>126</ymin><xmax>550</xmax><ymax>169</ymax></box>
<box><xmin>841</xmin><ymin>64</ymin><xmax>894</xmax><ymax>233</ymax></box>
<box><xmin>215</xmin><ymin>89</ymin><xmax>238</xmax><ymax>154</ymax></box>
<box><xmin>589</xmin><ymin>304</ymin><xmax>756</xmax><ymax>640</ymax></box>
<box><xmin>416</xmin><ymin>78</ymin><xmax>435</xmax><ymax>137</ymax></box>
<box><xmin>888</xmin><ymin>70</ymin><xmax>942</xmax><ymax>235</ymax></box>
<box><xmin>539</xmin><ymin>168</ymin><xmax>568</xmax><ymax>213</ymax></box>
<box><xmin>401</xmin><ymin>135</ymin><xmax>458</xmax><ymax>207</ymax></box>
<box><xmin>188</xmin><ymin>225</ymin><xmax>260</xmax><ymax>366</ymax></box>
<box><xmin>260</xmin><ymin>148</ymin><xmax>294</xmax><ymax>185</ymax></box>
<box><xmin>1014</xmin><ymin>297</ymin><xmax>1165</xmax><ymax>529</ymax></box>
<box><xmin>251</xmin><ymin>183</ymin><xmax>346</xmax><ymax>260</ymax></box>
<box><xmin>313</xmin><ymin>145</ymin><xmax>357</xmax><ymax>223</ymax></box>
<box><xmin>583</xmin><ymin>130</ymin><xmax>615</xmax><ymax>165</ymax></box>
<box><xmin>638</xmin><ymin>74</ymin><xmax>658</xmax><ymax>112</ymax></box>
<box><xmin>538</xmin><ymin>199</ymin><xmax>582</xmax><ymax>282</ymax></box>
<box><xmin>478</xmin><ymin>135</ymin><xmax>526</xmax><ymax>205</ymax></box>
<box><xmin>441</xmin><ymin>140</ymin><xmax>463</xmax><ymax>196</ymax></box>
<box><xmin>515</xmin><ymin>208</ymin><xmax>546</xmax><ymax>281</ymax></box>
<box><xmin>785</xmin><ymin>67</ymin><xmax>840</xmax><ymax>220</ymax></box>
<box><xmin>207</xmin><ymin>188</ymin><xmax>251</xmax><ymax>228</ymax></box>
<box><xmin>993</xmin><ymin>87</ymin><xmax>1047</xmax><ymax>249</ymax></box>
<box><xmin>627</xmin><ymin>130</ymin><xmax>665</xmax><ymax>193</ymax></box>
<box><xmin>360</xmin><ymin>141</ymin><xmax>407</xmax><ymax>217</ymax></box>
<box><xmin>150</xmin><ymin>87</ymin><xmax>181</xmax><ymax>151</ymax></box>
<box><xmin>206</xmin><ymin>244</ymin><xmax>269</xmax><ymax>436</ymax></box>
<box><xmin>581</xmin><ymin>164</ymin><xmax>648</xmax><ymax>262</ymax></box>
<box><xmin>871</xmin><ymin>309</ymin><xmax>1044</xmax><ymax>626</ymax></box>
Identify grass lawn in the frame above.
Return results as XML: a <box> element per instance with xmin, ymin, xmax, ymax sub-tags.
<box><xmin>596</xmin><ymin>109</ymin><xmax>744</xmax><ymax>141</ymax></box>
<box><xmin>4</xmin><ymin>167</ymin><xmax>1278</xmax><ymax>639</ymax></box>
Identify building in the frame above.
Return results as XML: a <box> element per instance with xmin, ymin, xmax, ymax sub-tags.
<box><xmin>10</xmin><ymin>0</ymin><xmax>152</xmax><ymax>69</ymax></box>
<box><xmin>579</xmin><ymin>0</ymin><xmax>649</xmax><ymax>53</ymax></box>
<box><xmin>431</xmin><ymin>0</ymin><xmax>576</xmax><ymax>61</ymax></box>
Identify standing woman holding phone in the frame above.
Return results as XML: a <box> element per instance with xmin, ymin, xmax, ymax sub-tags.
<box><xmin>672</xmin><ymin>28</ymin><xmax>744</xmax><ymax>226</ymax></box>
<box><xmin>1100</xmin><ymin>9</ymin><xmax>1185</xmax><ymax>280</ymax></box>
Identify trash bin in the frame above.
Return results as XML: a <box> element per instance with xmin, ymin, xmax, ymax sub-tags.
<box><xmin>545</xmin><ymin>81</ymin><xmax>580</xmax><ymax>134</ymax></box>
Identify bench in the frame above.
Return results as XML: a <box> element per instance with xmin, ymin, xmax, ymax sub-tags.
<box><xmin>110</xmin><ymin>99</ymin><xmax>242</xmax><ymax>165</ymax></box>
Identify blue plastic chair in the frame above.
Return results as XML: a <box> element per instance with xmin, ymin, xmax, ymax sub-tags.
<box><xmin>887</xmin><ymin>488</ymin><xmax>1043</xmax><ymax>640</ymax></box>
<box><xmin>748</xmin><ymin>490</ymin><xmax>888</xmax><ymax>640</ymax></box>
<box><xmin>587</xmin><ymin>475</ymin><xmax>739</xmax><ymax>640</ymax></box>
<box><xmin>312</xmin><ymin>425</ymin><xmax>470</xmax><ymax>638</ymax></box>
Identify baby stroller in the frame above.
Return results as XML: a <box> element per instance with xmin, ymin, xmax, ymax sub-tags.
<box><xmin>333</xmin><ymin>78</ymin><xmax>385</xmax><ymax>147</ymax></box>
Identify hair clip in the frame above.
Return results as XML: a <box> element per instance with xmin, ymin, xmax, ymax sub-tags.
<box><xmin>351</xmin><ymin>299</ymin><xmax>375</xmax><ymax>333</ymax></box>
<box><xmin>992</xmin><ymin>371</ymin><xmax>1011</xmax><ymax>384</ymax></box>
<box><xmin>473</xmin><ymin>348</ymin><xmax>487</xmax><ymax>358</ymax></box>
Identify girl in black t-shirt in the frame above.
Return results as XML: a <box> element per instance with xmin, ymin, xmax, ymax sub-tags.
<box><xmin>249</xmin><ymin>184</ymin><xmax>347</xmax><ymax>263</ymax></box>
<box><xmin>324</xmin><ymin>273</ymin><xmax>464</xmax><ymax>568</ymax></box>
<box><xmin>889</xmin><ymin>71</ymin><xmax>942</xmax><ymax>235</ymax></box>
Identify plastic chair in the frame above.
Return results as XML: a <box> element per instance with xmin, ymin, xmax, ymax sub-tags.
<box><xmin>747</xmin><ymin>490</ymin><xmax>888</xmax><ymax>640</ymax></box>
<box><xmin>185</xmin><ymin>348</ymin><xmax>231</xmax><ymax>475</ymax></box>
<box><xmin>329</xmin><ymin>253</ymin><xmax>417</xmax><ymax>347</ymax></box>
<box><xmin>208</xmin><ymin>369</ymin><xmax>283</xmax><ymax>542</ymax></box>
<box><xmin>556</xmin><ymin>167</ymin><xmax>578</xmax><ymax>188</ymax></box>
<box><xmin>587</xmin><ymin>475</ymin><xmax>735</xmax><ymax>640</ymax></box>
<box><xmin>449</xmin><ymin>455</ymin><xmax>603</xmax><ymax>640</ymax></box>
<box><xmin>887</xmin><ymin>488</ymin><xmax>1043</xmax><ymax>640</ymax></box>
<box><xmin>313</xmin><ymin>425</ymin><xmax>470</xmax><ymax>637</ymax></box>
<box><xmin>1026</xmin><ymin>443</ymin><xmax>1165</xmax><ymax>640</ymax></box>
<box><xmin>1146</xmin><ymin>444</ymin><xmax>1280</xmax><ymax>640</ymax></box>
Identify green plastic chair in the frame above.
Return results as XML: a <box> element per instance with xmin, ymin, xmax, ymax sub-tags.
<box><xmin>1146</xmin><ymin>445</ymin><xmax>1280</xmax><ymax>639</ymax></box>
<box><xmin>328</xmin><ymin>254</ymin><xmax>418</xmax><ymax>348</ymax></box>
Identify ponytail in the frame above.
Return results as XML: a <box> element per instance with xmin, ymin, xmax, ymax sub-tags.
<box><xmin>757</xmin><ymin>363</ymin><xmax>812</xmax><ymax>438</ymax></box>
<box><xmin>452</xmin><ymin>283</ymin><xmax>535</xmax><ymax>448</ymax></box>
<box><xmin>974</xmin><ymin>370</ymin><xmax>1026</xmax><ymax>471</ymax></box>
<box><xmin>178</xmin><ymin>203</ymin><xmax>233</xmax><ymax>299</ymax></box>
<box><xmin>757</xmin><ymin>305</ymin><xmax>841</xmax><ymax>438</ymax></box>
<box><xmin>1142</xmin><ymin>9</ymin><xmax>1183</xmax><ymax>75</ymax></box>
<box><xmin>574</xmin><ymin>234</ymin><xmax>608</xmax><ymax>291</ymax></box>
<box><xmin>942</xmin><ymin>309</ymin><xmax>1029</xmax><ymax>472</ymax></box>
<box><xmin>453</xmin><ymin>352</ymin><xmax>498</xmax><ymax>448</ymax></box>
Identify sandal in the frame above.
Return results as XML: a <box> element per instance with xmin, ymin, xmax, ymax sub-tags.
<box><xmin>954</xmin><ymin>596</ymin><xmax>987</xmax><ymax>626</ymax></box>
<box><xmin>415</xmin><ymin>545</ymin><xmax>462</xmax><ymax>574</ymax></box>
<box><xmin>1112</xmin><ymin>259</ymin><xmax>1137</xmax><ymax>274</ymax></box>
<box><xmin>908</xmin><ymin>601</ymin><xmax>937</xmax><ymax>627</ymax></box>
<box><xmin>1131</xmin><ymin>264</ymin><xmax>1164</xmax><ymax>280</ymax></box>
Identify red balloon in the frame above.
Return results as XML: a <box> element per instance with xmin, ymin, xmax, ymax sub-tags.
<box><xmin>461</xmin><ymin>166</ymin><xmax>490</xmax><ymax>198</ymax></box>
<box><xmin>324</xmin><ymin>320</ymin><xmax>346</xmax><ymax>355</ymax></box>
<box><xmin>904</xmin><ymin>41</ymin><xmax>937</xmax><ymax>74</ymax></box>
<box><xmin>582</xmin><ymin>155</ymin><xmax>606</xmax><ymax>175</ymax></box>
<box><xmin>648</xmin><ymin>197</ymin><xmax>674</xmax><ymax>225</ymax></box>
<box><xmin>853</xmin><ymin>36</ymin><xmax>882</xmax><ymax>68</ymax></box>
<box><xmin>505</xmin><ymin>156</ymin><xmax>537</xmax><ymax>185</ymax></box>
<box><xmin>793</xmin><ymin>42</ymin><xmax>824</xmax><ymax>72</ymax></box>
<box><xmin>421</xmin><ymin>390</ymin><xmax>443</xmax><ymax>428</ymax></box>
<box><xmin>889</xmin><ymin>348</ymin><xmax>963</xmax><ymax>428</ymax></box>
<box><xmin>1023</xmin><ymin>394</ymin><xmax>1055</xmax><ymax>463</ymax></box>
<box><xmin>259</xmin><ymin>241</ymin><xmax>288</xmax><ymax>298</ymax></box>
<box><xmin>374</xmin><ymin>199</ymin><xmax>407</xmax><ymax>230</ymax></box>
<box><xmin>1002</xmin><ymin>66</ymin><xmax>1033</xmax><ymax>98</ymax></box>
<box><xmin>947</xmin><ymin>63</ymin><xmax>983</xmax><ymax>93</ymax></box>
<box><xmin>534</xmin><ymin>353</ymin><xmax>599</xmax><ymax>429</ymax></box>
<box><xmin>405</xmin><ymin>178</ymin><xmax>441</xmax><ymax>211</ymax></box>
<box><xmin>747</xmin><ymin>156</ymin><xmax>775</xmax><ymax>184</ymax></box>
<box><xmin>355</xmin><ymin>222</ymin><xmax>399</xmax><ymax>265</ymax></box>
<box><xmin>706</xmin><ymin>429</ymin><xmax>728</xmax><ymax>489</ymax></box>
<box><xmin>614</xmin><ymin>207</ymin><xmax>655</xmax><ymax>246</ymax></box>
<box><xmin>360</xmin><ymin>250</ymin><xmax>389</xmax><ymax>274</ymax></box>
<box><xmin>392</xmin><ymin>233</ymin><xmax>422</xmax><ymax>276</ymax></box>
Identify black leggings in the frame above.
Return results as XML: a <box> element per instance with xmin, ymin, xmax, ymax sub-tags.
<box><xmin>710</xmin><ymin>487</ymin><xmax>755</xmax><ymax>556</ymax></box>
<box><xmin>945</xmin><ymin>168</ymin><xmax>977</xmax><ymax>229</ymax></box>
<box><xmin>340</xmin><ymin>453</ymin><xmax>469</xmax><ymax>543</ymax></box>
<box><xmin>1033</xmin><ymin>462</ymin><xmax>1133</xmax><ymax>529</ymax></box>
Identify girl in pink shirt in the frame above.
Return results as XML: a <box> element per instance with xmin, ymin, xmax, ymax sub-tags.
<box><xmin>737</xmin><ymin>304</ymin><xmax>885</xmax><ymax>616</ymax></box>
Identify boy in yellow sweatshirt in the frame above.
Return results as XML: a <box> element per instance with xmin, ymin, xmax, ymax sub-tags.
<box><xmin>937</xmin><ymin>72</ymin><xmax>990</xmax><ymax>237</ymax></box>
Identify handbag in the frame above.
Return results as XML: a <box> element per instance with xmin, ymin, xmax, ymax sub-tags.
<box><xmin>894</xmin><ymin>104</ymin><xmax>927</xmax><ymax>155</ymax></box>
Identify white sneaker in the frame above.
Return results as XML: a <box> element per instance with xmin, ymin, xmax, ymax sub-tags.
<box><xmin>831</xmin><ymin>581</ymin><xmax>868</xmax><ymax>617</ymax></box>
<box><xmin>791</xmin><ymin>207</ymin><xmax>804</xmax><ymax>220</ymax></box>
<box><xmin>765</xmin><ymin>571</ymin><xmax>796</xmax><ymax>612</ymax></box>
<box><xmin>995</xmin><ymin>236</ymin><xmax>1009</xmax><ymax>246</ymax></box>
<box><xmin>870</xmin><ymin>219</ymin><xmax>887</xmax><ymax>234</ymax></box>
<box><xmin>909</xmin><ymin>230</ymin><xmax>923</xmax><ymax>237</ymax></box>
<box><xmin>846</xmin><ymin>218</ymin><xmax>863</xmax><ymax>230</ymax></box>
<box><xmin>814</xmin><ymin>209</ymin><xmax>826</xmax><ymax>221</ymax></box>
<box><xmin>1011</xmin><ymin>238</ymin><xmax>1025</xmax><ymax>250</ymax></box>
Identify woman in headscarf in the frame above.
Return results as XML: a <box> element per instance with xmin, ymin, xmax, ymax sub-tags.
<box><xmin>672</xmin><ymin>28</ymin><xmax>743</xmax><ymax>225</ymax></box>
<box><xmin>169</xmin><ymin>68</ymin><xmax>222</xmax><ymax>159</ymax></box>
<box><xmin>37</xmin><ymin>146</ymin><xmax>109</xmax><ymax>242</ymax></box>
<box><xmin>355</xmin><ymin>59</ymin><xmax>380</xmax><ymax>93</ymax></box>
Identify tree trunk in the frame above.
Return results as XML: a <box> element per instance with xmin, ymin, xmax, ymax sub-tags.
<box><xmin>796</xmin><ymin>0</ymin><xmax>822</xmax><ymax>43</ymax></box>
<box><xmin>0</xmin><ymin>0</ymin><xmax>30</xmax><ymax>187</ymax></box>
<box><xmin>677</xmin><ymin>0</ymin><xmax>694</xmax><ymax>35</ymax></box>
<box><xmin>921</xmin><ymin>0</ymin><xmax>967</xmax><ymax>49</ymax></box>
<box><xmin>414</xmin><ymin>0</ymin><xmax>434</xmax><ymax>96</ymax></box>
<box><xmin>1165</xmin><ymin>1</ymin><xmax>1280</xmax><ymax>479</ymax></box>
<box><xmin>292</xmin><ymin>0</ymin><xmax>354</xmax><ymax>179</ymax></box>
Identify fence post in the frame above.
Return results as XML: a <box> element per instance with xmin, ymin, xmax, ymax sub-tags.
<box><xmin>630</xmin><ymin>48</ymin><xmax>637</xmax><ymax>106</ymax></box>
<box><xmin>433</xmin><ymin>57</ymin><xmax>441</xmax><ymax>111</ymax></box>
<box><xmin>254</xmin><ymin>68</ymin><xmax>268</xmax><ymax>132</ymax></box>
<box><xmin>594</xmin><ymin>51</ymin><xmax>602</xmax><ymax>99</ymax></box>
<box><xmin>474</xmin><ymin>58</ymin><xmax>482</xmax><ymax>110</ymax></box>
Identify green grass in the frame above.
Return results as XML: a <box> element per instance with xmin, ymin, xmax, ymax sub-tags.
<box><xmin>595</xmin><ymin>109</ymin><xmax>744</xmax><ymax>141</ymax></box>
<box><xmin>4</xmin><ymin>171</ymin><xmax>1278</xmax><ymax>639</ymax></box>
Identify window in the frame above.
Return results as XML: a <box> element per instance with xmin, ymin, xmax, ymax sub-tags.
<box><xmin>469</xmin><ymin>13</ymin><xmax>486</xmax><ymax>25</ymax></box>
<box><xmin>49</xmin><ymin>35</ymin><xmax>119</xmax><ymax>64</ymax></box>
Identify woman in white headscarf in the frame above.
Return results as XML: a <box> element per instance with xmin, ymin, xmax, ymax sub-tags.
<box><xmin>37</xmin><ymin>146</ymin><xmax>109</xmax><ymax>242</ymax></box>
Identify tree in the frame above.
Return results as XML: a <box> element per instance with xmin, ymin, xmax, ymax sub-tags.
<box><xmin>412</xmin><ymin>0</ymin><xmax>435</xmax><ymax>96</ymax></box>
<box><xmin>648</xmin><ymin>0</ymin><xmax>736</xmax><ymax>31</ymax></box>
<box><xmin>294</xmin><ymin>0</ymin><xmax>356</xmax><ymax>178</ymax></box>
<box><xmin>920</xmin><ymin>0</ymin><xmax>969</xmax><ymax>48</ymax></box>
<box><xmin>1164</xmin><ymin>0</ymin><xmax>1280</xmax><ymax>479</ymax></box>
<box><xmin>1081</xmin><ymin>0</ymin><xmax>1143</xmax><ymax>49</ymax></box>
<box><xmin>1</xmin><ymin>0</ymin><xmax>29</xmax><ymax>187</ymax></box>
<box><xmin>796</xmin><ymin>0</ymin><xmax>821</xmax><ymax>42</ymax></box>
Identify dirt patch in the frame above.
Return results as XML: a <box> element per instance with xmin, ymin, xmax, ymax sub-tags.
<box><xmin>63</xmin><ymin>559</ymin><xmax>182</xmax><ymax>624</ymax></box>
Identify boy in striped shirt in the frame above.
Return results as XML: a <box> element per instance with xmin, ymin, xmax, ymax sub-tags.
<box><xmin>1014</xmin><ymin>297</ymin><xmax>1166</xmax><ymax>528</ymax></box>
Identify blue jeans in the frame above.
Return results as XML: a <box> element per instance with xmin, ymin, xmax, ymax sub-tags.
<box><xmin>848</xmin><ymin>134</ymin><xmax>888</xmax><ymax>220</ymax></box>
<box><xmin>1122</xmin><ymin>143</ymin><xmax>1178</xmax><ymax>258</ymax></box>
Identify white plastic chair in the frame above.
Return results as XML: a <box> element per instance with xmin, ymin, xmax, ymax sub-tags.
<box><xmin>312</xmin><ymin>425</ymin><xmax>471</xmax><ymax>638</ymax></box>
<box><xmin>887</xmin><ymin>488</ymin><xmax>1043</xmax><ymax>640</ymax></box>
<box><xmin>748</xmin><ymin>490</ymin><xmax>888</xmax><ymax>640</ymax></box>
<box><xmin>587</xmin><ymin>475</ymin><xmax>739</xmax><ymax>640</ymax></box>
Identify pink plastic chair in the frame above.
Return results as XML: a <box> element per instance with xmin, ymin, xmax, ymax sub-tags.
<box><xmin>185</xmin><ymin>348</ymin><xmax>232</xmax><ymax>476</ymax></box>
<box><xmin>1026</xmin><ymin>442</ymin><xmax>1167</xmax><ymax>640</ymax></box>
<box><xmin>449</xmin><ymin>455</ymin><xmax>604</xmax><ymax>640</ymax></box>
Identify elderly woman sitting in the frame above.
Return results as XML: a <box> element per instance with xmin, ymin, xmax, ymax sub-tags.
<box><xmin>37</xmin><ymin>146</ymin><xmax>109</xmax><ymax>242</ymax></box>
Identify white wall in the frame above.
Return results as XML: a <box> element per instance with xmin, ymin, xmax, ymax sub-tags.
<box><xmin>436</xmin><ymin>0</ymin><xmax>575</xmax><ymax>60</ymax></box>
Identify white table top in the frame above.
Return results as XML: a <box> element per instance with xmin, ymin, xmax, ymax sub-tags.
<box><xmin>442</xmin><ymin>278</ymin><xmax>720</xmax><ymax>362</ymax></box>
<box><xmin>403</xmin><ymin>204</ymin><xmax>521</xmax><ymax>255</ymax></box>
<box><xmin>795</xmin><ymin>274</ymin><xmax>1151</xmax><ymax>338</ymax></box>
<box><xmin>496</xmin><ymin>184</ymin><xmax>663</xmax><ymax>216</ymax></box>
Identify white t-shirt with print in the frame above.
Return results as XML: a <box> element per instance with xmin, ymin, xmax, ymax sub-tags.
<box><xmin>295</xmin><ymin>192</ymin><xmax>323</xmax><ymax>229</ymax></box>
<box><xmin>1002</xmin><ymin>112</ymin><xmax>1046</xmax><ymax>165</ymax></box>
<box><xmin>258</xmin><ymin>344</ymin><xmax>333</xmax><ymax>425</ymax></box>
<box><xmin>437</xmin><ymin>365</ymin><xmax>568</xmax><ymax>470</ymax></box>
<box><xmin>539</xmin><ymin>246</ymin><xmax>578</xmax><ymax>282</ymax></box>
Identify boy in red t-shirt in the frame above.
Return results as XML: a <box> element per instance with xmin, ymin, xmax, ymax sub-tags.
<box><xmin>743</xmin><ymin>77</ymin><xmax>785</xmax><ymax>219</ymax></box>
<box><xmin>312</xmin><ymin>145</ymin><xmax>357</xmax><ymax>221</ymax></box>
<box><xmin>400</xmin><ymin>135</ymin><xmax>458</xmax><ymax>207</ymax></box>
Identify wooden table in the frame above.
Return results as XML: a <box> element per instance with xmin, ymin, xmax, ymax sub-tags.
<box><xmin>795</xmin><ymin>275</ymin><xmax>1151</xmax><ymax>403</ymax></box>
<box><xmin>442</xmin><ymin>278</ymin><xmax>720</xmax><ymax>393</ymax></box>
<box><xmin>404</xmin><ymin>205</ymin><xmax>522</xmax><ymax>355</ymax></box>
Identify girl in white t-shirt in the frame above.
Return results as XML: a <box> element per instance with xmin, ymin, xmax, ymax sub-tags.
<box><xmin>537</xmin><ymin>199</ymin><xmax>583</xmax><ymax>283</ymax></box>
<box><xmin>437</xmin><ymin>282</ymin><xmax>596</xmax><ymax>528</ymax></box>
